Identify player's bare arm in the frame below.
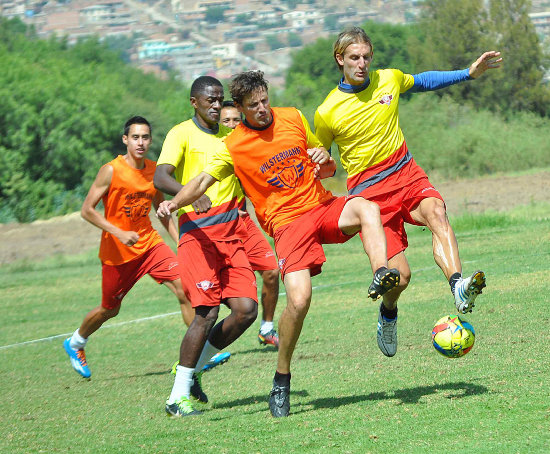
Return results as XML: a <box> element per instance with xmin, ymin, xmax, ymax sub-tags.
<box><xmin>154</xmin><ymin>163</ymin><xmax>212</xmax><ymax>214</ymax></box>
<box><xmin>469</xmin><ymin>51</ymin><xmax>502</xmax><ymax>79</ymax></box>
<box><xmin>152</xmin><ymin>190</ymin><xmax>179</xmax><ymax>244</ymax></box>
<box><xmin>81</xmin><ymin>164</ymin><xmax>140</xmax><ymax>247</ymax></box>
<box><xmin>157</xmin><ymin>172</ymin><xmax>218</xmax><ymax>218</ymax></box>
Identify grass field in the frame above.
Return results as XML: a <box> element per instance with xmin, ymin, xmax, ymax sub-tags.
<box><xmin>1</xmin><ymin>203</ymin><xmax>549</xmax><ymax>453</ymax></box>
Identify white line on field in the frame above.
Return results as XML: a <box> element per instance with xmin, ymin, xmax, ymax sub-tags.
<box><xmin>0</xmin><ymin>261</ymin><xmax>464</xmax><ymax>351</ymax></box>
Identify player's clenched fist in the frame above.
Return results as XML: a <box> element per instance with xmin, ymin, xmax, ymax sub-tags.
<box><xmin>157</xmin><ymin>200</ymin><xmax>176</xmax><ymax>218</ymax></box>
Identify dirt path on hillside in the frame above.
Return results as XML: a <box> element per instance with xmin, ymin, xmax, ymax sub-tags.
<box><xmin>0</xmin><ymin>172</ymin><xmax>548</xmax><ymax>266</ymax></box>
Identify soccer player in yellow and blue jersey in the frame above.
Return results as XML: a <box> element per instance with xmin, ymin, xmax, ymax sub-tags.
<box><xmin>154</xmin><ymin>76</ymin><xmax>258</xmax><ymax>417</ymax></box>
<box><xmin>315</xmin><ymin>27</ymin><xmax>501</xmax><ymax>358</ymax></box>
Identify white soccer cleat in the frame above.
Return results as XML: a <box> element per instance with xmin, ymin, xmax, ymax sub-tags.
<box><xmin>454</xmin><ymin>270</ymin><xmax>486</xmax><ymax>313</ymax></box>
<box><xmin>377</xmin><ymin>311</ymin><xmax>398</xmax><ymax>357</ymax></box>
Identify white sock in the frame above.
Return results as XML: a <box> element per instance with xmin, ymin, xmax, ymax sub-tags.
<box><xmin>168</xmin><ymin>365</ymin><xmax>194</xmax><ymax>404</ymax></box>
<box><xmin>260</xmin><ymin>320</ymin><xmax>273</xmax><ymax>335</ymax></box>
<box><xmin>69</xmin><ymin>329</ymin><xmax>88</xmax><ymax>350</ymax></box>
<box><xmin>194</xmin><ymin>341</ymin><xmax>220</xmax><ymax>373</ymax></box>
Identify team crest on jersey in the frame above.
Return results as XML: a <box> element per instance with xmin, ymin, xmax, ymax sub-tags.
<box><xmin>267</xmin><ymin>163</ymin><xmax>304</xmax><ymax>189</ymax></box>
<box><xmin>122</xmin><ymin>203</ymin><xmax>150</xmax><ymax>221</ymax></box>
<box><xmin>379</xmin><ymin>94</ymin><xmax>393</xmax><ymax>106</ymax></box>
<box><xmin>196</xmin><ymin>280</ymin><xmax>214</xmax><ymax>291</ymax></box>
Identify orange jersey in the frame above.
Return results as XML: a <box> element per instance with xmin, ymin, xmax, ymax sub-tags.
<box><xmin>205</xmin><ymin>107</ymin><xmax>333</xmax><ymax>236</ymax></box>
<box><xmin>98</xmin><ymin>155</ymin><xmax>163</xmax><ymax>266</ymax></box>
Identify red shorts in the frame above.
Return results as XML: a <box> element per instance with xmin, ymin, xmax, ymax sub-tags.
<box><xmin>241</xmin><ymin>214</ymin><xmax>278</xmax><ymax>271</ymax></box>
<box><xmin>178</xmin><ymin>237</ymin><xmax>258</xmax><ymax>308</ymax></box>
<box><xmin>362</xmin><ymin>177</ymin><xmax>444</xmax><ymax>259</ymax></box>
<box><xmin>101</xmin><ymin>242</ymin><xmax>180</xmax><ymax>309</ymax></box>
<box><xmin>273</xmin><ymin>196</ymin><xmax>357</xmax><ymax>280</ymax></box>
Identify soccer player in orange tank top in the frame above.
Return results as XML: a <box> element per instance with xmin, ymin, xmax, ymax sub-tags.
<box><xmin>221</xmin><ymin>100</ymin><xmax>281</xmax><ymax>349</ymax></box>
<box><xmin>157</xmin><ymin>71</ymin><xmax>402</xmax><ymax>417</ymax></box>
<box><xmin>62</xmin><ymin>116</ymin><xmax>194</xmax><ymax>380</ymax></box>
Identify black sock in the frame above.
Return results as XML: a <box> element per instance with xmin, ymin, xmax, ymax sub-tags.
<box><xmin>380</xmin><ymin>302</ymin><xmax>398</xmax><ymax>320</ymax></box>
<box><xmin>274</xmin><ymin>371</ymin><xmax>291</xmax><ymax>387</ymax></box>
<box><xmin>449</xmin><ymin>272</ymin><xmax>462</xmax><ymax>295</ymax></box>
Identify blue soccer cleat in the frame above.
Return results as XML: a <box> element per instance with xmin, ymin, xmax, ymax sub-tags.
<box><xmin>63</xmin><ymin>338</ymin><xmax>91</xmax><ymax>378</ymax></box>
<box><xmin>202</xmin><ymin>352</ymin><xmax>231</xmax><ymax>372</ymax></box>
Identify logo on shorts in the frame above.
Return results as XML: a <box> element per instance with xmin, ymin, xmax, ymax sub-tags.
<box><xmin>421</xmin><ymin>186</ymin><xmax>435</xmax><ymax>193</ymax></box>
<box><xmin>278</xmin><ymin>258</ymin><xmax>286</xmax><ymax>270</ymax></box>
<box><xmin>379</xmin><ymin>94</ymin><xmax>393</xmax><ymax>106</ymax></box>
<box><xmin>168</xmin><ymin>262</ymin><xmax>178</xmax><ymax>270</ymax></box>
<box><xmin>265</xmin><ymin>251</ymin><xmax>275</xmax><ymax>258</ymax></box>
<box><xmin>196</xmin><ymin>280</ymin><xmax>214</xmax><ymax>291</ymax></box>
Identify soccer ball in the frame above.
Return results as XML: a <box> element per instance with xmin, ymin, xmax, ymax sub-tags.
<box><xmin>431</xmin><ymin>315</ymin><xmax>475</xmax><ymax>358</ymax></box>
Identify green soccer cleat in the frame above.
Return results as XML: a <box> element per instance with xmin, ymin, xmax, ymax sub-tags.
<box><xmin>165</xmin><ymin>396</ymin><xmax>202</xmax><ymax>417</ymax></box>
<box><xmin>190</xmin><ymin>371</ymin><xmax>208</xmax><ymax>404</ymax></box>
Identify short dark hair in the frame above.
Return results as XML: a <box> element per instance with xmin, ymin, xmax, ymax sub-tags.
<box><xmin>229</xmin><ymin>71</ymin><xmax>268</xmax><ymax>106</ymax></box>
<box><xmin>124</xmin><ymin>116</ymin><xmax>151</xmax><ymax>136</ymax></box>
<box><xmin>222</xmin><ymin>100</ymin><xmax>236</xmax><ymax>108</ymax></box>
<box><xmin>190</xmin><ymin>75</ymin><xmax>223</xmax><ymax>98</ymax></box>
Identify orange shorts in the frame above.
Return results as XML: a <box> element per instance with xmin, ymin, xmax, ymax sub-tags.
<box><xmin>363</xmin><ymin>177</ymin><xmax>444</xmax><ymax>259</ymax></box>
<box><xmin>178</xmin><ymin>237</ymin><xmax>258</xmax><ymax>308</ymax></box>
<box><xmin>273</xmin><ymin>196</ymin><xmax>357</xmax><ymax>280</ymax></box>
<box><xmin>241</xmin><ymin>214</ymin><xmax>278</xmax><ymax>271</ymax></box>
<box><xmin>101</xmin><ymin>242</ymin><xmax>179</xmax><ymax>309</ymax></box>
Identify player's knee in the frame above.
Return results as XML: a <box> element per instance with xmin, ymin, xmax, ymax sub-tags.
<box><xmin>100</xmin><ymin>305</ymin><xmax>120</xmax><ymax>319</ymax></box>
<box><xmin>263</xmin><ymin>269</ymin><xmax>279</xmax><ymax>287</ymax></box>
<box><xmin>236</xmin><ymin>299</ymin><xmax>258</xmax><ymax>327</ymax></box>
<box><xmin>356</xmin><ymin>198</ymin><xmax>381</xmax><ymax>224</ymax></box>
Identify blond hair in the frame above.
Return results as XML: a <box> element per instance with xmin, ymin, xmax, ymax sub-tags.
<box><xmin>333</xmin><ymin>27</ymin><xmax>372</xmax><ymax>71</ymax></box>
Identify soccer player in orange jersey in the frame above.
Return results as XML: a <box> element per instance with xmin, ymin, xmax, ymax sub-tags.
<box><xmin>63</xmin><ymin>116</ymin><xmax>193</xmax><ymax>380</ymax></box>
<box><xmin>315</xmin><ymin>27</ymin><xmax>499</xmax><ymax>358</ymax></box>
<box><xmin>157</xmin><ymin>71</ymin><xmax>400</xmax><ymax>417</ymax></box>
<box><xmin>221</xmin><ymin>100</ymin><xmax>281</xmax><ymax>349</ymax></box>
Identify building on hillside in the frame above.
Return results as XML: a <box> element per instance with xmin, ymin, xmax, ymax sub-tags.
<box><xmin>529</xmin><ymin>11</ymin><xmax>550</xmax><ymax>37</ymax></box>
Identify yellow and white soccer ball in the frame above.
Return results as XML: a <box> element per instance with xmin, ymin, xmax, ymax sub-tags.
<box><xmin>431</xmin><ymin>315</ymin><xmax>475</xmax><ymax>358</ymax></box>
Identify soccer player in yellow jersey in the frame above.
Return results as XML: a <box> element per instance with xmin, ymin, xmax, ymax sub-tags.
<box><xmin>154</xmin><ymin>76</ymin><xmax>258</xmax><ymax>417</ymax></box>
<box><xmin>157</xmin><ymin>70</ymin><xmax>400</xmax><ymax>417</ymax></box>
<box><xmin>315</xmin><ymin>27</ymin><xmax>501</xmax><ymax>357</ymax></box>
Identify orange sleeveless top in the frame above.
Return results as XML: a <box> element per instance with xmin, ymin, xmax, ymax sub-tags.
<box><xmin>98</xmin><ymin>155</ymin><xmax>163</xmax><ymax>265</ymax></box>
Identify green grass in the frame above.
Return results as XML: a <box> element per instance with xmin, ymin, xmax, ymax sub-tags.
<box><xmin>1</xmin><ymin>204</ymin><xmax>549</xmax><ymax>453</ymax></box>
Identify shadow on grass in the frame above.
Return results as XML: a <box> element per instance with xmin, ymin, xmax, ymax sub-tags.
<box><xmin>208</xmin><ymin>381</ymin><xmax>487</xmax><ymax>419</ymax></box>
<box><xmin>292</xmin><ymin>381</ymin><xmax>488</xmax><ymax>415</ymax></box>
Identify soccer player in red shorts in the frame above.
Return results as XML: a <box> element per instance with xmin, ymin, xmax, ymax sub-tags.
<box><xmin>155</xmin><ymin>77</ymin><xmax>258</xmax><ymax>417</ymax></box>
<box><xmin>221</xmin><ymin>100</ymin><xmax>280</xmax><ymax>348</ymax></box>
<box><xmin>63</xmin><ymin>116</ymin><xmax>193</xmax><ymax>379</ymax></box>
<box><xmin>157</xmin><ymin>71</ymin><xmax>400</xmax><ymax>417</ymax></box>
<box><xmin>315</xmin><ymin>27</ymin><xmax>500</xmax><ymax>357</ymax></box>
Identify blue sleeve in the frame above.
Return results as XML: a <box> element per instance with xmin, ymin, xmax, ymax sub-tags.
<box><xmin>410</xmin><ymin>68</ymin><xmax>471</xmax><ymax>93</ymax></box>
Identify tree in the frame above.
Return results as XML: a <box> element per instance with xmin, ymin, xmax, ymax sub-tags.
<box><xmin>287</xmin><ymin>32</ymin><xmax>302</xmax><ymax>48</ymax></box>
<box><xmin>417</xmin><ymin>0</ymin><xmax>550</xmax><ymax>115</ymax></box>
<box><xmin>266</xmin><ymin>34</ymin><xmax>284</xmax><ymax>51</ymax></box>
<box><xmin>205</xmin><ymin>6</ymin><xmax>225</xmax><ymax>24</ymax></box>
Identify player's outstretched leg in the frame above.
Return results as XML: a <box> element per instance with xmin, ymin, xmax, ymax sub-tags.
<box><xmin>63</xmin><ymin>338</ymin><xmax>91</xmax><ymax>378</ymax></box>
<box><xmin>454</xmin><ymin>270</ymin><xmax>486</xmax><ymax>313</ymax></box>
<box><xmin>368</xmin><ymin>267</ymin><xmax>400</xmax><ymax>300</ymax></box>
